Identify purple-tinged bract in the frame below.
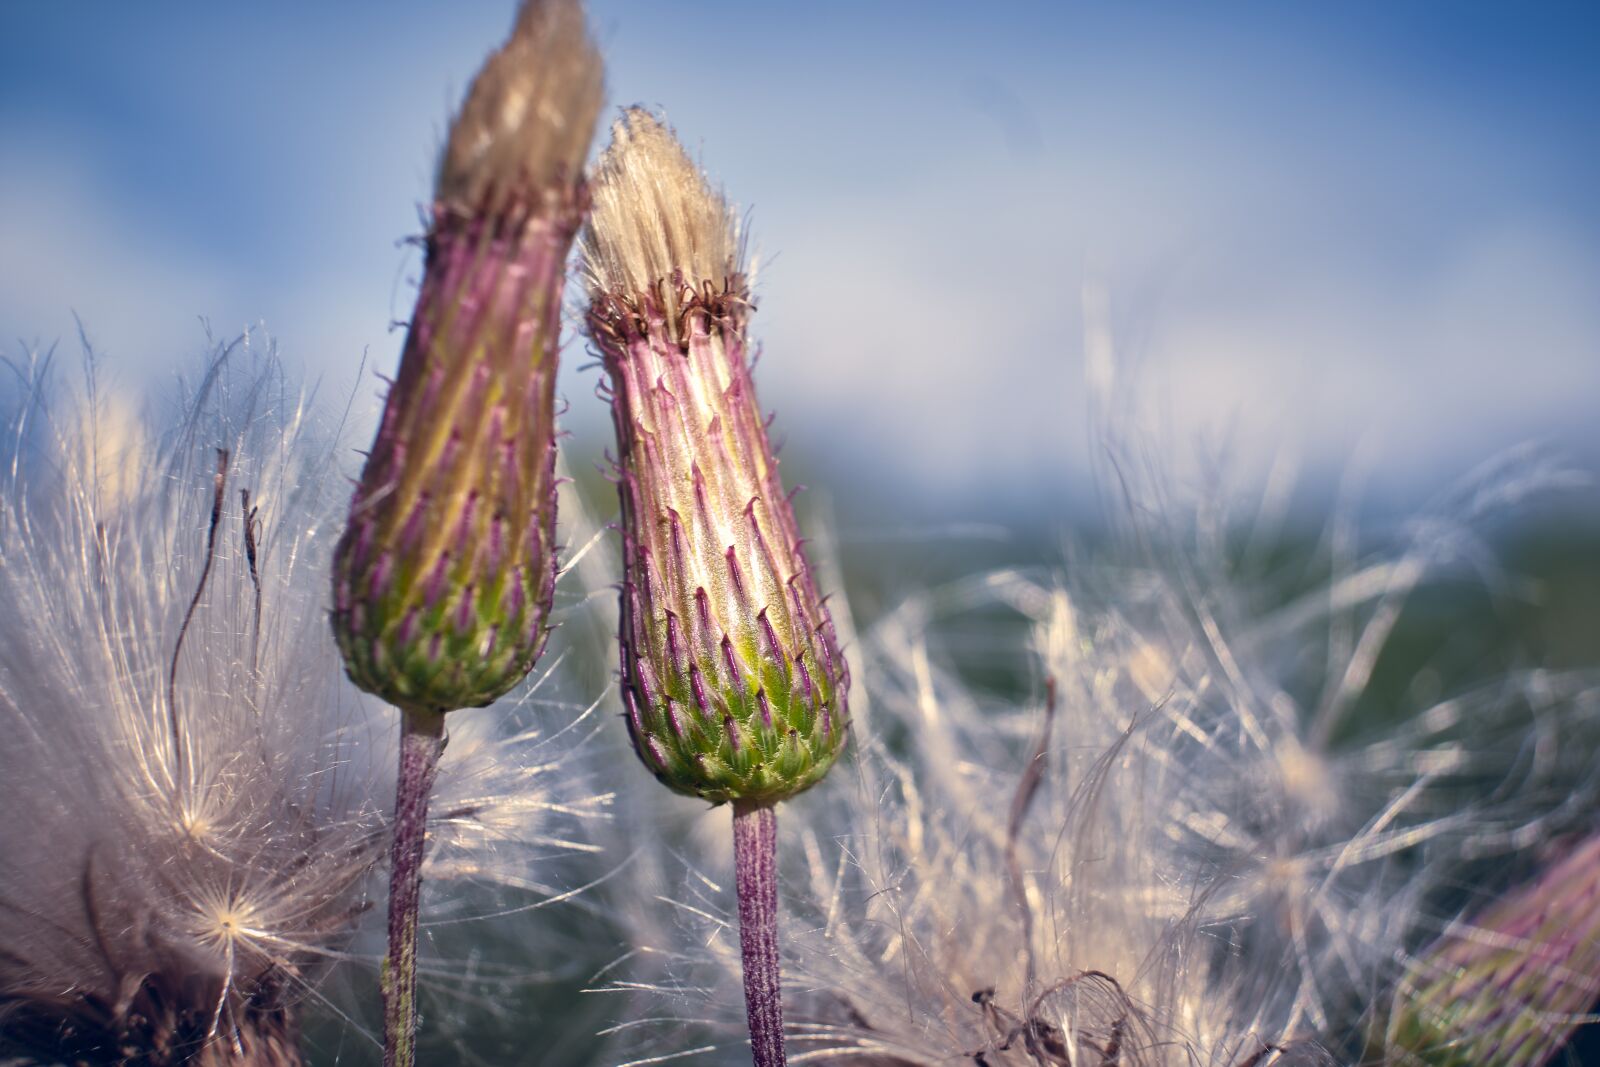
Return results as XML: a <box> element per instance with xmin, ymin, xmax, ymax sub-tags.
<box><xmin>331</xmin><ymin>0</ymin><xmax>602</xmax><ymax>712</ymax></box>
<box><xmin>1387</xmin><ymin>832</ymin><xmax>1600</xmax><ymax>1067</ymax></box>
<box><xmin>582</xmin><ymin>110</ymin><xmax>850</xmax><ymax>805</ymax></box>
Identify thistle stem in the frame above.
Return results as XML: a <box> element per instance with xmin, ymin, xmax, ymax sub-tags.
<box><xmin>732</xmin><ymin>799</ymin><xmax>786</xmax><ymax>1067</ymax></box>
<box><xmin>383</xmin><ymin>705</ymin><xmax>445</xmax><ymax>1067</ymax></box>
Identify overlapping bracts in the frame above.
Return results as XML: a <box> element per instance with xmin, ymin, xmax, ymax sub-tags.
<box><xmin>583</xmin><ymin>111</ymin><xmax>849</xmax><ymax>805</ymax></box>
<box><xmin>331</xmin><ymin>0</ymin><xmax>602</xmax><ymax>714</ymax></box>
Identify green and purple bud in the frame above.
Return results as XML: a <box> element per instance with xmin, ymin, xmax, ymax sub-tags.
<box><xmin>1387</xmin><ymin>833</ymin><xmax>1600</xmax><ymax>1067</ymax></box>
<box><xmin>331</xmin><ymin>0</ymin><xmax>602</xmax><ymax>713</ymax></box>
<box><xmin>581</xmin><ymin>110</ymin><xmax>850</xmax><ymax>806</ymax></box>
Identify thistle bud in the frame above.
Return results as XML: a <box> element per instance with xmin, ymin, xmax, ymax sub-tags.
<box><xmin>581</xmin><ymin>110</ymin><xmax>850</xmax><ymax>805</ymax></box>
<box><xmin>331</xmin><ymin>0</ymin><xmax>602</xmax><ymax>712</ymax></box>
<box><xmin>1387</xmin><ymin>834</ymin><xmax>1600</xmax><ymax>1067</ymax></box>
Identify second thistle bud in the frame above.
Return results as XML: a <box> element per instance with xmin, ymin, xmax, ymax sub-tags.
<box><xmin>1386</xmin><ymin>834</ymin><xmax>1600</xmax><ymax>1067</ymax></box>
<box><xmin>582</xmin><ymin>111</ymin><xmax>850</xmax><ymax>806</ymax></box>
<box><xmin>331</xmin><ymin>0</ymin><xmax>602</xmax><ymax>712</ymax></box>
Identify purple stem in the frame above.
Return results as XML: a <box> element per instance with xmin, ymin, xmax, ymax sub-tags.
<box><xmin>733</xmin><ymin>799</ymin><xmax>786</xmax><ymax>1067</ymax></box>
<box><xmin>383</xmin><ymin>705</ymin><xmax>446</xmax><ymax>1067</ymax></box>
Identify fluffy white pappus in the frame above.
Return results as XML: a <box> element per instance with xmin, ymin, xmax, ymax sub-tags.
<box><xmin>0</xmin><ymin>342</ymin><xmax>386</xmax><ymax>1064</ymax></box>
<box><xmin>595</xmin><ymin>570</ymin><xmax>1320</xmax><ymax>1067</ymax></box>
<box><xmin>0</xmin><ymin>339</ymin><xmax>610</xmax><ymax>1064</ymax></box>
<box><xmin>593</xmin><ymin>444</ymin><xmax>1597</xmax><ymax>1067</ymax></box>
<box><xmin>1084</xmin><ymin>442</ymin><xmax>1600</xmax><ymax>1060</ymax></box>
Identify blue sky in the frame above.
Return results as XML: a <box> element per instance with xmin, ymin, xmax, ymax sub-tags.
<box><xmin>3</xmin><ymin>1</ymin><xmax>1598</xmax><ymax>521</ymax></box>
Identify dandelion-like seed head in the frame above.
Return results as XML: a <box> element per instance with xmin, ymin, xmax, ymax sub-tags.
<box><xmin>600</xmin><ymin>581</ymin><xmax>1289</xmax><ymax>1066</ymax></box>
<box><xmin>595</xmin><ymin>427</ymin><xmax>1600</xmax><ymax>1065</ymax></box>
<box><xmin>0</xmin><ymin>349</ymin><xmax>386</xmax><ymax>1063</ymax></box>
<box><xmin>0</xmin><ymin>343</ymin><xmax>610</xmax><ymax>1063</ymax></box>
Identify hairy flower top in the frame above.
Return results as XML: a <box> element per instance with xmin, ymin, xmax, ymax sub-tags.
<box><xmin>438</xmin><ymin>0</ymin><xmax>602</xmax><ymax>213</ymax></box>
<box><xmin>332</xmin><ymin>0</ymin><xmax>603</xmax><ymax>712</ymax></box>
<box><xmin>583</xmin><ymin>112</ymin><xmax>741</xmax><ymax>344</ymax></box>
<box><xmin>582</xmin><ymin>110</ymin><xmax>849</xmax><ymax>805</ymax></box>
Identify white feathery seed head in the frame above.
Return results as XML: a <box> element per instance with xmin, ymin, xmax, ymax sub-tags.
<box><xmin>592</xmin><ymin>430</ymin><xmax>1600</xmax><ymax>1066</ymax></box>
<box><xmin>598</xmin><ymin>574</ymin><xmax>1315</xmax><ymax>1066</ymax></box>
<box><xmin>0</xmin><ymin>345</ymin><xmax>383</xmax><ymax>1061</ymax></box>
<box><xmin>0</xmin><ymin>338</ymin><xmax>610</xmax><ymax>1063</ymax></box>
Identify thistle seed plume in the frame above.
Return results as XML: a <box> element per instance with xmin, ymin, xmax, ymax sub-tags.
<box><xmin>592</xmin><ymin>442</ymin><xmax>1600</xmax><ymax>1066</ymax></box>
<box><xmin>0</xmin><ymin>341</ymin><xmax>612</xmax><ymax>1065</ymax></box>
<box><xmin>599</xmin><ymin>580</ymin><xmax>1291</xmax><ymax>1066</ymax></box>
<box><xmin>1112</xmin><ymin>459</ymin><xmax>1600</xmax><ymax>1055</ymax></box>
<box><xmin>1053</xmin><ymin>436</ymin><xmax>1600</xmax><ymax>1062</ymax></box>
<box><xmin>0</xmin><ymin>347</ymin><xmax>386</xmax><ymax>1065</ymax></box>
